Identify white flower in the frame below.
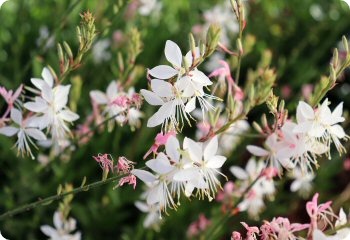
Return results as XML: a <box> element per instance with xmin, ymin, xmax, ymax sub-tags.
<box><xmin>132</xmin><ymin>153</ymin><xmax>177</xmax><ymax>215</ymax></box>
<box><xmin>40</xmin><ymin>211</ymin><xmax>81</xmax><ymax>240</ymax></box>
<box><xmin>289</xmin><ymin>168</ymin><xmax>314</xmax><ymax>197</ymax></box>
<box><xmin>92</xmin><ymin>39</ymin><xmax>111</xmax><ymax>63</ymax></box>
<box><xmin>0</xmin><ymin>108</ymin><xmax>46</xmax><ymax>159</ymax></box>
<box><xmin>247</xmin><ymin>133</ymin><xmax>293</xmax><ymax>172</ymax></box>
<box><xmin>142</xmin><ymin>40</ymin><xmax>217</xmax><ymax>129</ymax></box>
<box><xmin>335</xmin><ymin>208</ymin><xmax>350</xmax><ymax>239</ymax></box>
<box><xmin>174</xmin><ymin>136</ymin><xmax>227</xmax><ymax>200</ymax></box>
<box><xmin>24</xmin><ymin>68</ymin><xmax>79</xmax><ymax>144</ymax></box>
<box><xmin>230</xmin><ymin>158</ymin><xmax>275</xmax><ymax>219</ymax></box>
<box><xmin>138</xmin><ymin>0</ymin><xmax>162</xmax><ymax>16</ymax></box>
<box><xmin>294</xmin><ymin>99</ymin><xmax>348</xmax><ymax>155</ymax></box>
<box><xmin>135</xmin><ymin>201</ymin><xmax>162</xmax><ymax>229</ymax></box>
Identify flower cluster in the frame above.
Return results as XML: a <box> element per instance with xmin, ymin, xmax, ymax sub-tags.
<box><xmin>141</xmin><ymin>40</ymin><xmax>219</xmax><ymax>130</ymax></box>
<box><xmin>248</xmin><ymin>99</ymin><xmax>348</xmax><ymax>174</ymax></box>
<box><xmin>226</xmin><ymin>158</ymin><xmax>277</xmax><ymax>219</ymax></box>
<box><xmin>90</xmin><ymin>80</ymin><xmax>143</xmax><ymax>130</ymax></box>
<box><xmin>230</xmin><ymin>193</ymin><xmax>350</xmax><ymax>240</ymax></box>
<box><xmin>132</xmin><ymin>135</ymin><xmax>227</xmax><ymax>223</ymax></box>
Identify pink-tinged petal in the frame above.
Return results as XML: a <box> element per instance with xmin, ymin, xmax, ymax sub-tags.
<box><xmin>90</xmin><ymin>91</ymin><xmax>108</xmax><ymax>104</ymax></box>
<box><xmin>59</xmin><ymin>110</ymin><xmax>79</xmax><ymax>122</ymax></box>
<box><xmin>146</xmin><ymin>155</ymin><xmax>173</xmax><ymax>174</ymax></box>
<box><xmin>54</xmin><ymin>85</ymin><xmax>70</xmax><ymax>110</ymax></box>
<box><xmin>330</xmin><ymin>125</ymin><xmax>346</xmax><ymax>138</ymax></box>
<box><xmin>24</xmin><ymin>98</ymin><xmax>48</xmax><ymax>112</ymax></box>
<box><xmin>25</xmin><ymin>128</ymin><xmax>47</xmax><ymax>141</ymax></box>
<box><xmin>166</xmin><ymin>135</ymin><xmax>180</xmax><ymax>162</ymax></box>
<box><xmin>151</xmin><ymin>79</ymin><xmax>173</xmax><ymax>98</ymax></box>
<box><xmin>11</xmin><ymin>108</ymin><xmax>22</xmax><ymax>125</ymax></box>
<box><xmin>140</xmin><ymin>89</ymin><xmax>164</xmax><ymax>106</ymax></box>
<box><xmin>40</xmin><ymin>225</ymin><xmax>57</xmax><ymax>237</ymax></box>
<box><xmin>185</xmin><ymin>97</ymin><xmax>196</xmax><ymax>113</ymax></box>
<box><xmin>297</xmin><ymin>101</ymin><xmax>314</xmax><ymax>120</ymax></box>
<box><xmin>183</xmin><ymin>137</ymin><xmax>203</xmax><ymax>163</ymax></box>
<box><xmin>164</xmin><ymin>40</ymin><xmax>182</xmax><ymax>67</ymax></box>
<box><xmin>42</xmin><ymin>67</ymin><xmax>54</xmax><ymax>87</ymax></box>
<box><xmin>229</xmin><ymin>166</ymin><xmax>248</xmax><ymax>180</ymax></box>
<box><xmin>131</xmin><ymin>169</ymin><xmax>157</xmax><ymax>183</ymax></box>
<box><xmin>148</xmin><ymin>65</ymin><xmax>178</xmax><ymax>79</ymax></box>
<box><xmin>0</xmin><ymin>126</ymin><xmax>19</xmax><ymax>136</ymax></box>
<box><xmin>107</xmin><ymin>81</ymin><xmax>118</xmax><ymax>100</ymax></box>
<box><xmin>147</xmin><ymin>101</ymin><xmax>173</xmax><ymax>127</ymax></box>
<box><xmin>204</xmin><ymin>136</ymin><xmax>218</xmax><ymax>161</ymax></box>
<box><xmin>31</xmin><ymin>78</ymin><xmax>45</xmax><ymax>90</ymax></box>
<box><xmin>173</xmin><ymin>168</ymin><xmax>199</xmax><ymax>181</ymax></box>
<box><xmin>206</xmin><ymin>155</ymin><xmax>226</xmax><ymax>168</ymax></box>
<box><xmin>247</xmin><ymin>145</ymin><xmax>269</xmax><ymax>157</ymax></box>
<box><xmin>12</xmin><ymin>84</ymin><xmax>23</xmax><ymax>101</ymax></box>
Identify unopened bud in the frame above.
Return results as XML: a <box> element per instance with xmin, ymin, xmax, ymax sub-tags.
<box><xmin>342</xmin><ymin>36</ymin><xmax>349</xmax><ymax>53</ymax></box>
<box><xmin>252</xmin><ymin>121</ymin><xmax>263</xmax><ymax>133</ymax></box>
<box><xmin>57</xmin><ymin>43</ymin><xmax>64</xmax><ymax>63</ymax></box>
<box><xmin>63</xmin><ymin>41</ymin><xmax>73</xmax><ymax>62</ymax></box>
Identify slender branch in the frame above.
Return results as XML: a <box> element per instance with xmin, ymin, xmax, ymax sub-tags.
<box><xmin>0</xmin><ymin>175</ymin><xmax>122</xmax><ymax>220</ymax></box>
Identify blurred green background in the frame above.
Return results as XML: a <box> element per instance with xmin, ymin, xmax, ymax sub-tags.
<box><xmin>0</xmin><ymin>0</ymin><xmax>349</xmax><ymax>239</ymax></box>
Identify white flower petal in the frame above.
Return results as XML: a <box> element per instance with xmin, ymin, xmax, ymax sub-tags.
<box><xmin>191</xmin><ymin>70</ymin><xmax>212</xmax><ymax>86</ymax></box>
<box><xmin>135</xmin><ymin>201</ymin><xmax>149</xmax><ymax>213</ymax></box>
<box><xmin>206</xmin><ymin>155</ymin><xmax>226</xmax><ymax>168</ymax></box>
<box><xmin>147</xmin><ymin>186</ymin><xmax>160</xmax><ymax>205</ymax></box>
<box><xmin>24</xmin><ymin>98</ymin><xmax>48</xmax><ymax>112</ymax></box>
<box><xmin>151</xmin><ymin>79</ymin><xmax>173</xmax><ymax>98</ymax></box>
<box><xmin>149</xmin><ymin>65</ymin><xmax>178</xmax><ymax>79</ymax></box>
<box><xmin>42</xmin><ymin>67</ymin><xmax>54</xmax><ymax>87</ymax></box>
<box><xmin>11</xmin><ymin>108</ymin><xmax>22</xmax><ymax>125</ymax></box>
<box><xmin>164</xmin><ymin>40</ymin><xmax>182</xmax><ymax>67</ymax></box>
<box><xmin>59</xmin><ymin>110</ymin><xmax>79</xmax><ymax>122</ymax></box>
<box><xmin>173</xmin><ymin>168</ymin><xmax>199</xmax><ymax>181</ymax></box>
<box><xmin>165</xmin><ymin>136</ymin><xmax>180</xmax><ymax>162</ymax></box>
<box><xmin>330</xmin><ymin>125</ymin><xmax>346</xmax><ymax>138</ymax></box>
<box><xmin>53</xmin><ymin>211</ymin><xmax>63</xmax><ymax>230</ymax></box>
<box><xmin>140</xmin><ymin>89</ymin><xmax>164</xmax><ymax>106</ymax></box>
<box><xmin>0</xmin><ymin>126</ymin><xmax>19</xmax><ymax>136</ymax></box>
<box><xmin>183</xmin><ymin>137</ymin><xmax>202</xmax><ymax>163</ymax></box>
<box><xmin>40</xmin><ymin>225</ymin><xmax>57</xmax><ymax>237</ymax></box>
<box><xmin>147</xmin><ymin>101</ymin><xmax>173</xmax><ymax>127</ymax></box>
<box><xmin>31</xmin><ymin>78</ymin><xmax>45</xmax><ymax>91</ymax></box>
<box><xmin>41</xmin><ymin>83</ymin><xmax>53</xmax><ymax>103</ymax></box>
<box><xmin>54</xmin><ymin>85</ymin><xmax>71</xmax><ymax>110</ymax></box>
<box><xmin>297</xmin><ymin>101</ymin><xmax>315</xmax><ymax>120</ymax></box>
<box><xmin>90</xmin><ymin>91</ymin><xmax>108</xmax><ymax>104</ymax></box>
<box><xmin>185</xmin><ymin>97</ymin><xmax>196</xmax><ymax>113</ymax></box>
<box><xmin>131</xmin><ymin>169</ymin><xmax>157</xmax><ymax>183</ymax></box>
<box><xmin>204</xmin><ymin>136</ymin><xmax>218</xmax><ymax>161</ymax></box>
<box><xmin>290</xmin><ymin>180</ymin><xmax>302</xmax><ymax>192</ymax></box>
<box><xmin>146</xmin><ymin>155</ymin><xmax>173</xmax><ymax>174</ymax></box>
<box><xmin>230</xmin><ymin>166</ymin><xmax>248</xmax><ymax>180</ymax></box>
<box><xmin>107</xmin><ymin>81</ymin><xmax>118</xmax><ymax>100</ymax></box>
<box><xmin>25</xmin><ymin>128</ymin><xmax>47</xmax><ymax>141</ymax></box>
<box><xmin>247</xmin><ymin>145</ymin><xmax>269</xmax><ymax>157</ymax></box>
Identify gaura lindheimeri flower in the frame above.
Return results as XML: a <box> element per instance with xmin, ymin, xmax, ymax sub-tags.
<box><xmin>306</xmin><ymin>193</ymin><xmax>335</xmax><ymax>234</ymax></box>
<box><xmin>0</xmin><ymin>84</ymin><xmax>23</xmax><ymax>107</ymax></box>
<box><xmin>132</xmin><ymin>152</ymin><xmax>177</xmax><ymax>215</ymax></box>
<box><xmin>230</xmin><ymin>158</ymin><xmax>276</xmax><ymax>219</ymax></box>
<box><xmin>134</xmin><ymin>201</ymin><xmax>162</xmax><ymax>229</ymax></box>
<box><xmin>0</xmin><ymin>108</ymin><xmax>46</xmax><ymax>159</ymax></box>
<box><xmin>294</xmin><ymin>99</ymin><xmax>349</xmax><ymax>156</ymax></box>
<box><xmin>289</xmin><ymin>167</ymin><xmax>315</xmax><ymax>197</ymax></box>
<box><xmin>173</xmin><ymin>136</ymin><xmax>227</xmax><ymax>200</ymax></box>
<box><xmin>141</xmin><ymin>40</ymin><xmax>218</xmax><ymax>130</ymax></box>
<box><xmin>24</xmin><ymin>67</ymin><xmax>79</xmax><ymax>145</ymax></box>
<box><xmin>40</xmin><ymin>211</ymin><xmax>81</xmax><ymax>240</ymax></box>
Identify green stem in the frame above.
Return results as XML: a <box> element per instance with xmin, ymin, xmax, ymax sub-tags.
<box><xmin>0</xmin><ymin>175</ymin><xmax>122</xmax><ymax>221</ymax></box>
<box><xmin>204</xmin><ymin>175</ymin><xmax>262</xmax><ymax>240</ymax></box>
